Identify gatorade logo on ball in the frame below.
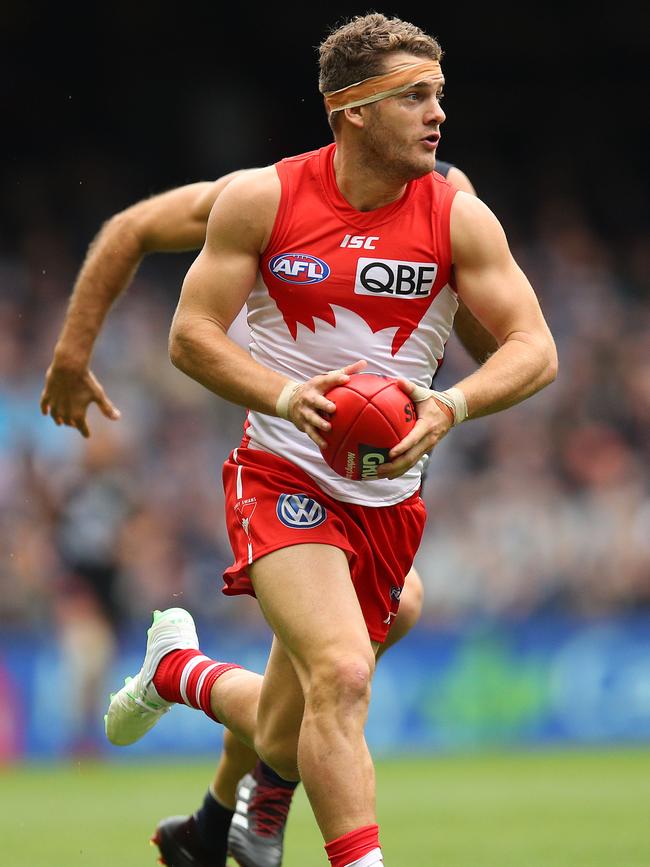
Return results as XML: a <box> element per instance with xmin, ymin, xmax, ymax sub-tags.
<box><xmin>359</xmin><ymin>444</ymin><xmax>391</xmax><ymax>479</ymax></box>
<box><xmin>269</xmin><ymin>252</ymin><xmax>330</xmax><ymax>285</ymax></box>
<box><xmin>354</xmin><ymin>257</ymin><xmax>438</xmax><ymax>297</ymax></box>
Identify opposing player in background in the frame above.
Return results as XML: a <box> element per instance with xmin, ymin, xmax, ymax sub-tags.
<box><xmin>100</xmin><ymin>12</ymin><xmax>556</xmax><ymax>867</ymax></box>
<box><xmin>41</xmin><ymin>153</ymin><xmax>494</xmax><ymax>867</ymax></box>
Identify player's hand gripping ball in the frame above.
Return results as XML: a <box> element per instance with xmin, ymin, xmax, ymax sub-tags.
<box><xmin>320</xmin><ymin>373</ymin><xmax>416</xmax><ymax>480</ymax></box>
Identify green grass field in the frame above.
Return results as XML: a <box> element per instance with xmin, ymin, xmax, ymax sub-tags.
<box><xmin>2</xmin><ymin>748</ymin><xmax>649</xmax><ymax>866</ymax></box>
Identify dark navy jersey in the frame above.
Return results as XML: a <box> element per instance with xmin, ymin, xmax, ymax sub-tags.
<box><xmin>435</xmin><ymin>160</ymin><xmax>453</xmax><ymax>178</ymax></box>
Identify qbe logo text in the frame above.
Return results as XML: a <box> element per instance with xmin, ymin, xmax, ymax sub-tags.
<box><xmin>354</xmin><ymin>257</ymin><xmax>438</xmax><ymax>298</ymax></box>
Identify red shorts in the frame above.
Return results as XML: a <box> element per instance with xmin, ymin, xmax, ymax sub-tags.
<box><xmin>222</xmin><ymin>443</ymin><xmax>427</xmax><ymax>643</ymax></box>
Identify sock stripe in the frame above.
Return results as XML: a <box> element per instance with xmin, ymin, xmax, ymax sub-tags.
<box><xmin>198</xmin><ymin>664</ymin><xmax>243</xmax><ymax>720</ymax></box>
<box><xmin>153</xmin><ymin>649</ymin><xmax>243</xmax><ymax>724</ymax></box>
<box><xmin>194</xmin><ymin>662</ymin><xmax>221</xmax><ymax>708</ymax></box>
<box><xmin>180</xmin><ymin>655</ymin><xmax>210</xmax><ymax>706</ymax></box>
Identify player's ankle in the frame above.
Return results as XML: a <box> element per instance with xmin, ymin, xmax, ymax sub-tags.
<box><xmin>152</xmin><ymin>649</ymin><xmax>201</xmax><ymax>703</ymax></box>
<box><xmin>152</xmin><ymin>649</ymin><xmax>242</xmax><ymax>720</ymax></box>
<box><xmin>193</xmin><ymin>787</ymin><xmax>234</xmax><ymax>857</ymax></box>
<box><xmin>254</xmin><ymin>759</ymin><xmax>299</xmax><ymax>789</ymax></box>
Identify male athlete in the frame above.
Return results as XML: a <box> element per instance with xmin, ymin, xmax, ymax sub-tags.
<box><xmin>42</xmin><ymin>148</ymin><xmax>494</xmax><ymax>867</ymax></box>
<box><xmin>45</xmin><ymin>13</ymin><xmax>556</xmax><ymax>867</ymax></box>
<box><xmin>42</xmin><ymin>161</ymin><xmax>493</xmax><ymax>867</ymax></box>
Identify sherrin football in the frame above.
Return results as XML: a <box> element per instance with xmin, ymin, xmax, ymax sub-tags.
<box><xmin>320</xmin><ymin>373</ymin><xmax>417</xmax><ymax>480</ymax></box>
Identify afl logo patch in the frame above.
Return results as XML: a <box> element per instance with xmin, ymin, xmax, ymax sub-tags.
<box><xmin>277</xmin><ymin>493</ymin><xmax>327</xmax><ymax>529</ymax></box>
<box><xmin>269</xmin><ymin>252</ymin><xmax>330</xmax><ymax>285</ymax></box>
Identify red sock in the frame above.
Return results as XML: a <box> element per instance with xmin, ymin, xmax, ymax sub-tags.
<box><xmin>153</xmin><ymin>649</ymin><xmax>241</xmax><ymax>722</ymax></box>
<box><xmin>325</xmin><ymin>824</ymin><xmax>381</xmax><ymax>867</ymax></box>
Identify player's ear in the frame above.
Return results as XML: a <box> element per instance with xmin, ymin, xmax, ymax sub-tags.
<box><xmin>344</xmin><ymin>105</ymin><xmax>365</xmax><ymax>129</ymax></box>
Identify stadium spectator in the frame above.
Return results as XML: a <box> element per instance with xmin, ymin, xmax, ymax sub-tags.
<box><xmin>1</xmin><ymin>199</ymin><xmax>648</xmax><ymax>625</ymax></box>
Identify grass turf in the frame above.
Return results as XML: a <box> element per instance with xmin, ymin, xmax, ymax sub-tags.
<box><xmin>1</xmin><ymin>748</ymin><xmax>649</xmax><ymax>866</ymax></box>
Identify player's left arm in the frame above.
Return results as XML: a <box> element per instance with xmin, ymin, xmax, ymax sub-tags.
<box><xmin>448</xmin><ymin>193</ymin><xmax>558</xmax><ymax>415</ymax></box>
<box><xmin>379</xmin><ymin>192</ymin><xmax>557</xmax><ymax>478</ymax></box>
<box><xmin>446</xmin><ymin>166</ymin><xmax>499</xmax><ymax>364</ymax></box>
<box><xmin>452</xmin><ymin>301</ymin><xmax>498</xmax><ymax>365</ymax></box>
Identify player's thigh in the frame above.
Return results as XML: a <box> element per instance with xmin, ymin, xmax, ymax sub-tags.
<box><xmin>379</xmin><ymin>565</ymin><xmax>424</xmax><ymax>656</ymax></box>
<box><xmin>249</xmin><ymin>542</ymin><xmax>375</xmax><ymax>687</ymax></box>
<box><xmin>403</xmin><ymin>565</ymin><xmax>424</xmax><ymax>605</ymax></box>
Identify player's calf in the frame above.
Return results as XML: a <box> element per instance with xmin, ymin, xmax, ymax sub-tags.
<box><xmin>253</xmin><ymin>718</ymin><xmax>300</xmax><ymax>784</ymax></box>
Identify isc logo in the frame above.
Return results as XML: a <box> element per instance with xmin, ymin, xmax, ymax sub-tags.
<box><xmin>340</xmin><ymin>234</ymin><xmax>379</xmax><ymax>250</ymax></box>
<box><xmin>269</xmin><ymin>252</ymin><xmax>330</xmax><ymax>284</ymax></box>
<box><xmin>354</xmin><ymin>257</ymin><xmax>438</xmax><ymax>298</ymax></box>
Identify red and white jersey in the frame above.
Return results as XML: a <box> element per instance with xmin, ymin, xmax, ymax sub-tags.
<box><xmin>245</xmin><ymin>143</ymin><xmax>458</xmax><ymax>506</ymax></box>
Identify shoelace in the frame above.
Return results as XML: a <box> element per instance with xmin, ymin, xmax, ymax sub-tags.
<box><xmin>249</xmin><ymin>784</ymin><xmax>294</xmax><ymax>837</ymax></box>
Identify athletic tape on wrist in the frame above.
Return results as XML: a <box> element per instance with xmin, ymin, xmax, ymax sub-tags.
<box><xmin>410</xmin><ymin>384</ymin><xmax>468</xmax><ymax>426</ymax></box>
<box><xmin>275</xmin><ymin>380</ymin><xmax>300</xmax><ymax>420</ymax></box>
<box><xmin>444</xmin><ymin>387</ymin><xmax>468</xmax><ymax>424</ymax></box>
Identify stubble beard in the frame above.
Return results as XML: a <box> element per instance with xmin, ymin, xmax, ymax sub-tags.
<box><xmin>362</xmin><ymin>114</ymin><xmax>435</xmax><ymax>183</ymax></box>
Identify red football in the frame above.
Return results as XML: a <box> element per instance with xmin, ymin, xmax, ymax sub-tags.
<box><xmin>320</xmin><ymin>373</ymin><xmax>417</xmax><ymax>480</ymax></box>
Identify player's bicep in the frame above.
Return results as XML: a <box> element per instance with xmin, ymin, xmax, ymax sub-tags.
<box><xmin>451</xmin><ymin>194</ymin><xmax>550</xmax><ymax>345</ymax></box>
<box><xmin>173</xmin><ymin>185</ymin><xmax>264</xmax><ymax>334</ymax></box>
<box><xmin>176</xmin><ymin>240</ymin><xmax>257</xmax><ymax>333</ymax></box>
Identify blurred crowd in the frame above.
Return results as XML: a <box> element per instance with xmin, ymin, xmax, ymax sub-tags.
<box><xmin>421</xmin><ymin>199</ymin><xmax>650</xmax><ymax>621</ymax></box>
<box><xmin>1</xmin><ymin>178</ymin><xmax>649</xmax><ymax>654</ymax></box>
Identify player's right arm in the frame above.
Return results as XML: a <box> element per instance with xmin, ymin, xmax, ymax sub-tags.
<box><xmin>168</xmin><ymin>170</ymin><xmax>364</xmax><ymax>447</ymax></box>
<box><xmin>40</xmin><ymin>171</ymin><xmax>247</xmax><ymax>436</ymax></box>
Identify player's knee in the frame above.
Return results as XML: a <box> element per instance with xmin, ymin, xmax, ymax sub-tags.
<box><xmin>309</xmin><ymin>651</ymin><xmax>375</xmax><ymax>711</ymax></box>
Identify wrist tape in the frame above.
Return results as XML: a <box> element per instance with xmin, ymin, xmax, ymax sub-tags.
<box><xmin>410</xmin><ymin>385</ymin><xmax>468</xmax><ymax>426</ymax></box>
<box><xmin>276</xmin><ymin>380</ymin><xmax>301</xmax><ymax>420</ymax></box>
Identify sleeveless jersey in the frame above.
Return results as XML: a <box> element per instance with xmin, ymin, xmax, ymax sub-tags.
<box><xmin>245</xmin><ymin>143</ymin><xmax>458</xmax><ymax>507</ymax></box>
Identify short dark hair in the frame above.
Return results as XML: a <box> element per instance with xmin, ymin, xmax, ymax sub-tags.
<box><xmin>318</xmin><ymin>13</ymin><xmax>442</xmax><ymax>95</ymax></box>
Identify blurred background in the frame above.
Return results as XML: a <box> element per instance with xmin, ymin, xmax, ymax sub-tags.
<box><xmin>1</xmin><ymin>2</ymin><xmax>649</xmax><ymax>764</ymax></box>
